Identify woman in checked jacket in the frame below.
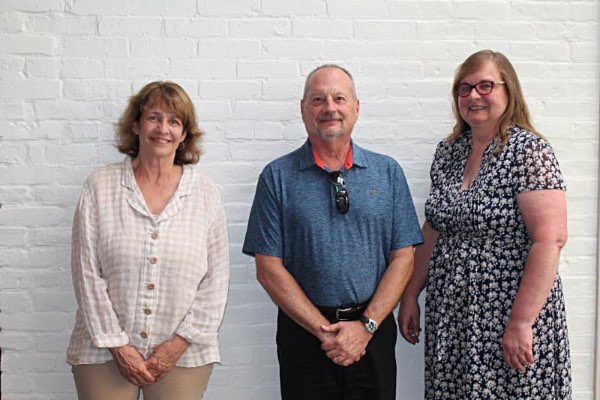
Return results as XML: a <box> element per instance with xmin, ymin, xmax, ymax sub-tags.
<box><xmin>67</xmin><ymin>81</ymin><xmax>229</xmax><ymax>400</ymax></box>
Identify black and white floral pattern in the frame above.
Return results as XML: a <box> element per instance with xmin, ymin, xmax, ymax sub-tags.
<box><xmin>423</xmin><ymin>126</ymin><xmax>572</xmax><ymax>399</ymax></box>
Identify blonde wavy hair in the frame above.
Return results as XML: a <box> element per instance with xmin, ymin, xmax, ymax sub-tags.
<box><xmin>116</xmin><ymin>81</ymin><xmax>203</xmax><ymax>165</ymax></box>
<box><xmin>448</xmin><ymin>50</ymin><xmax>542</xmax><ymax>146</ymax></box>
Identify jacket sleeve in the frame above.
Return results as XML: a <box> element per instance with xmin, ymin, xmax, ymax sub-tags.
<box><xmin>71</xmin><ymin>184</ymin><xmax>129</xmax><ymax>348</ymax></box>
<box><xmin>175</xmin><ymin>190</ymin><xmax>230</xmax><ymax>347</ymax></box>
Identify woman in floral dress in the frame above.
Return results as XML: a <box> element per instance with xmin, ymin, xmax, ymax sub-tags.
<box><xmin>398</xmin><ymin>50</ymin><xmax>571</xmax><ymax>399</ymax></box>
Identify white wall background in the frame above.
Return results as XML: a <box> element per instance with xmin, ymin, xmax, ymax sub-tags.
<box><xmin>0</xmin><ymin>0</ymin><xmax>598</xmax><ymax>399</ymax></box>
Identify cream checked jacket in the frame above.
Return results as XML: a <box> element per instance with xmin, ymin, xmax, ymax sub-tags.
<box><xmin>67</xmin><ymin>158</ymin><xmax>229</xmax><ymax>367</ymax></box>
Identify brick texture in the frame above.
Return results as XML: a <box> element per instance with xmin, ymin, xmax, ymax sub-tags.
<box><xmin>0</xmin><ymin>1</ymin><xmax>598</xmax><ymax>399</ymax></box>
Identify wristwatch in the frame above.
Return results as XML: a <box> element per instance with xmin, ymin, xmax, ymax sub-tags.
<box><xmin>358</xmin><ymin>315</ymin><xmax>378</xmax><ymax>334</ymax></box>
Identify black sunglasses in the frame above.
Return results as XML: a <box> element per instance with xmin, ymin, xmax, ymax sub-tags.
<box><xmin>329</xmin><ymin>171</ymin><xmax>349</xmax><ymax>214</ymax></box>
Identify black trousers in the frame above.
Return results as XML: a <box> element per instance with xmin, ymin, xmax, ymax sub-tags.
<box><xmin>276</xmin><ymin>309</ymin><xmax>397</xmax><ymax>400</ymax></box>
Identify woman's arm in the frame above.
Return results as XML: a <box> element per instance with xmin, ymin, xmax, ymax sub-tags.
<box><xmin>173</xmin><ymin>194</ymin><xmax>230</xmax><ymax>353</ymax></box>
<box><xmin>503</xmin><ymin>189</ymin><xmax>567</xmax><ymax>372</ymax></box>
<box><xmin>73</xmin><ymin>184</ymin><xmax>156</xmax><ymax>385</ymax></box>
<box><xmin>398</xmin><ymin>221</ymin><xmax>439</xmax><ymax>344</ymax></box>
<box><xmin>146</xmin><ymin>193</ymin><xmax>230</xmax><ymax>379</ymax></box>
<box><xmin>71</xmin><ymin>184</ymin><xmax>154</xmax><ymax>386</ymax></box>
<box><xmin>71</xmin><ymin>185</ymin><xmax>129</xmax><ymax>347</ymax></box>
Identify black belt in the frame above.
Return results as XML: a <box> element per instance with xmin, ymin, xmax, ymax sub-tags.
<box><xmin>317</xmin><ymin>300</ymin><xmax>368</xmax><ymax>322</ymax></box>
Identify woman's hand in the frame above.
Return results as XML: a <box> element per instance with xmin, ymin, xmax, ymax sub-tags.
<box><xmin>398</xmin><ymin>296</ymin><xmax>421</xmax><ymax>345</ymax></box>
<box><xmin>502</xmin><ymin>319</ymin><xmax>534</xmax><ymax>373</ymax></box>
<box><xmin>144</xmin><ymin>335</ymin><xmax>191</xmax><ymax>381</ymax></box>
<box><xmin>110</xmin><ymin>345</ymin><xmax>156</xmax><ymax>386</ymax></box>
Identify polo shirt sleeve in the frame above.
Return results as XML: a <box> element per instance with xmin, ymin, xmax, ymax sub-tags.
<box><xmin>391</xmin><ymin>164</ymin><xmax>424</xmax><ymax>249</ymax></box>
<box><xmin>242</xmin><ymin>167</ymin><xmax>283</xmax><ymax>258</ymax></box>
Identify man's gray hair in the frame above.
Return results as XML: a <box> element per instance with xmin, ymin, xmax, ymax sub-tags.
<box><xmin>302</xmin><ymin>64</ymin><xmax>357</xmax><ymax>100</ymax></box>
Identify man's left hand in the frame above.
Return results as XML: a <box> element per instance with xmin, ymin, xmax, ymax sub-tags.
<box><xmin>320</xmin><ymin>321</ymin><xmax>371</xmax><ymax>366</ymax></box>
<box><xmin>144</xmin><ymin>335</ymin><xmax>191</xmax><ymax>381</ymax></box>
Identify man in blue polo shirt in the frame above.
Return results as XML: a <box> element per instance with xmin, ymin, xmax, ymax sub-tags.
<box><xmin>243</xmin><ymin>64</ymin><xmax>422</xmax><ymax>400</ymax></box>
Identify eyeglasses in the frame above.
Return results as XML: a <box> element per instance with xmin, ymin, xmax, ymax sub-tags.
<box><xmin>329</xmin><ymin>171</ymin><xmax>349</xmax><ymax>214</ymax></box>
<box><xmin>455</xmin><ymin>80</ymin><xmax>505</xmax><ymax>97</ymax></box>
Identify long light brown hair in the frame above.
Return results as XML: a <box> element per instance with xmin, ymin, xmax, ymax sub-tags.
<box><xmin>448</xmin><ymin>50</ymin><xmax>542</xmax><ymax>146</ymax></box>
<box><xmin>116</xmin><ymin>81</ymin><xmax>203</xmax><ymax>165</ymax></box>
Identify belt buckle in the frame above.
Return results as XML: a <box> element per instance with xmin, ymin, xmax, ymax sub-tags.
<box><xmin>335</xmin><ymin>306</ymin><xmax>355</xmax><ymax>321</ymax></box>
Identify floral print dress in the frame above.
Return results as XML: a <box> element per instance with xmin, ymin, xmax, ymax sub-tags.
<box><xmin>423</xmin><ymin>126</ymin><xmax>571</xmax><ymax>399</ymax></box>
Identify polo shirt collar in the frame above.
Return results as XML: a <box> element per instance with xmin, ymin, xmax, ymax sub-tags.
<box><xmin>298</xmin><ymin>139</ymin><xmax>368</xmax><ymax>171</ymax></box>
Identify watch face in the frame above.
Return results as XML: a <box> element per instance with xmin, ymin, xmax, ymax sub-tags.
<box><xmin>359</xmin><ymin>316</ymin><xmax>377</xmax><ymax>333</ymax></box>
<box><xmin>365</xmin><ymin>321</ymin><xmax>377</xmax><ymax>333</ymax></box>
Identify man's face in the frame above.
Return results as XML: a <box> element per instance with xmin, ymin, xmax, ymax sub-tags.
<box><xmin>301</xmin><ymin>68</ymin><xmax>360</xmax><ymax>143</ymax></box>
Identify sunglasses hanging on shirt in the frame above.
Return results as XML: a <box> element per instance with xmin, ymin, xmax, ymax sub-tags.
<box><xmin>329</xmin><ymin>171</ymin><xmax>349</xmax><ymax>214</ymax></box>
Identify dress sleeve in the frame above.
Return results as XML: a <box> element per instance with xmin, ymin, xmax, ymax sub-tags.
<box><xmin>71</xmin><ymin>184</ymin><xmax>129</xmax><ymax>348</ymax></box>
<box><xmin>428</xmin><ymin>140</ymin><xmax>449</xmax><ymax>188</ymax></box>
<box><xmin>391</xmin><ymin>163</ymin><xmax>424</xmax><ymax>249</ymax></box>
<box><xmin>175</xmin><ymin>190</ymin><xmax>230</xmax><ymax>346</ymax></box>
<box><xmin>512</xmin><ymin>135</ymin><xmax>566</xmax><ymax>193</ymax></box>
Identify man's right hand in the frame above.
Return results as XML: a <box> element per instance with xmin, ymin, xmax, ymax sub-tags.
<box><xmin>110</xmin><ymin>344</ymin><xmax>156</xmax><ymax>386</ymax></box>
<box><xmin>320</xmin><ymin>321</ymin><xmax>369</xmax><ymax>366</ymax></box>
<box><xmin>398</xmin><ymin>297</ymin><xmax>421</xmax><ymax>345</ymax></box>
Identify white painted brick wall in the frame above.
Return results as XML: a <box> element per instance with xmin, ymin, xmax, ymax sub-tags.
<box><xmin>0</xmin><ymin>1</ymin><xmax>598</xmax><ymax>399</ymax></box>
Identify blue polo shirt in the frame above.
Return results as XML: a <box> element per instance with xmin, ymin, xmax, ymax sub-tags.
<box><xmin>243</xmin><ymin>140</ymin><xmax>423</xmax><ymax>307</ymax></box>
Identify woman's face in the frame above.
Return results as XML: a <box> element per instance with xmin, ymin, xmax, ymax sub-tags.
<box><xmin>457</xmin><ymin>61</ymin><xmax>508</xmax><ymax>134</ymax></box>
<box><xmin>134</xmin><ymin>101</ymin><xmax>186</xmax><ymax>162</ymax></box>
